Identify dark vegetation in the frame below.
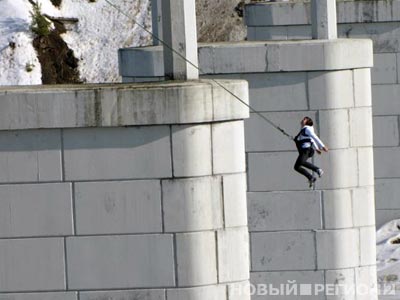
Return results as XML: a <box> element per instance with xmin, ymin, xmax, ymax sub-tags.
<box><xmin>29</xmin><ymin>0</ymin><xmax>80</xmax><ymax>84</ymax></box>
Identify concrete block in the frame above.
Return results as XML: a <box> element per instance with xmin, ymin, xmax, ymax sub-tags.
<box><xmin>175</xmin><ymin>232</ymin><xmax>217</xmax><ymax>287</ymax></box>
<box><xmin>227</xmin><ymin>281</ymin><xmax>251</xmax><ymax>300</ymax></box>
<box><xmin>212</xmin><ymin>121</ymin><xmax>246</xmax><ymax>174</ymax></box>
<box><xmin>371</xmin><ymin>53</ymin><xmax>397</xmax><ymax>84</ymax></box>
<box><xmin>245</xmin><ymin>111</ymin><xmax>315</xmax><ymax>152</ymax></box>
<box><xmin>376</xmin><ymin>209</ymin><xmax>400</xmax><ymax>229</ymax></box>
<box><xmin>317</xmin><ymin>148</ymin><xmax>358</xmax><ymax>190</ymax></box>
<box><xmin>166</xmin><ymin>285</ymin><xmax>226</xmax><ymax>300</ymax></box>
<box><xmin>247</xmin><ymin>26</ymin><xmax>288</xmax><ymax>41</ymax></box>
<box><xmin>211</xmin><ymin>79</ymin><xmax>250</xmax><ymax>121</ymax></box>
<box><xmin>398</xmin><ymin>53</ymin><xmax>400</xmax><ymax>84</ymax></box>
<box><xmin>316</xmin><ymin>229</ymin><xmax>360</xmax><ymax>269</ymax></box>
<box><xmin>251</xmin><ymin>231</ymin><xmax>316</xmax><ymax>271</ymax></box>
<box><xmin>355</xmin><ymin>266</ymin><xmax>378</xmax><ymax>300</ymax></box>
<box><xmin>162</xmin><ymin>177</ymin><xmax>223</xmax><ymax>232</ymax></box>
<box><xmin>248</xmin><ymin>191</ymin><xmax>322</xmax><ymax>231</ymax></box>
<box><xmin>66</xmin><ymin>235</ymin><xmax>175</xmax><ymax>289</ymax></box>
<box><xmin>357</xmin><ymin>147</ymin><xmax>375</xmax><ymax>187</ymax></box>
<box><xmin>0</xmin><ymin>183</ymin><xmax>72</xmax><ymax>238</ymax></box>
<box><xmin>360</xmin><ymin>226</ymin><xmax>377</xmax><ymax>266</ymax></box>
<box><xmin>278</xmin><ymin>41</ymin><xmax>325</xmax><ymax>72</ymax></box>
<box><xmin>171</xmin><ymin>124</ymin><xmax>212</xmax><ymax>177</ymax></box>
<box><xmin>245</xmin><ymin>2</ymin><xmax>311</xmax><ymax>26</ymax></box>
<box><xmin>374</xmin><ymin>147</ymin><xmax>400</xmax><ymax>178</ymax></box>
<box><xmin>353</xmin><ymin>68</ymin><xmax>372</xmax><ymax>108</ymax></box>
<box><xmin>0</xmin><ymin>130</ymin><xmax>61</xmax><ymax>182</ymax></box>
<box><xmin>352</xmin><ymin>186</ymin><xmax>376</xmax><ymax>227</ymax></box>
<box><xmin>319</xmin><ymin>109</ymin><xmax>350</xmax><ymax>150</ymax></box>
<box><xmin>322</xmin><ymin>189</ymin><xmax>353</xmax><ymax>229</ymax></box>
<box><xmin>74</xmin><ymin>180</ymin><xmax>162</xmax><ymax>235</ymax></box>
<box><xmin>248</xmin><ymin>151</ymin><xmax>309</xmax><ymax>192</ymax></box>
<box><xmin>311</xmin><ymin>0</ymin><xmax>337</xmax><ymax>39</ymax></box>
<box><xmin>372</xmin><ymin>84</ymin><xmax>400</xmax><ymax>116</ymax></box>
<box><xmin>287</xmin><ymin>25</ymin><xmax>312</xmax><ymax>40</ymax></box>
<box><xmin>161</xmin><ymin>0</ymin><xmax>199</xmax><ymax>80</ymax></box>
<box><xmin>244</xmin><ymin>72</ymin><xmax>308</xmax><ymax>112</ymax></box>
<box><xmin>373</xmin><ymin>116</ymin><xmax>399</xmax><ymax>147</ymax></box>
<box><xmin>0</xmin><ymin>238</ymin><xmax>65</xmax><ymax>292</ymax></box>
<box><xmin>80</xmin><ymin>290</ymin><xmax>164</xmax><ymax>300</ymax></box>
<box><xmin>338</xmin><ymin>1</ymin><xmax>400</xmax><ymax>23</ymax></box>
<box><xmin>338</xmin><ymin>22</ymin><xmax>400</xmax><ymax>53</ymax></box>
<box><xmin>115</xmin><ymin>84</ymin><xmax>213</xmax><ymax>125</ymax></box>
<box><xmin>223</xmin><ymin>173</ymin><xmax>248</xmax><ymax>228</ymax></box>
<box><xmin>251</xmin><ymin>271</ymin><xmax>325</xmax><ymax>300</ymax></box>
<box><xmin>63</xmin><ymin>127</ymin><xmax>172</xmax><ymax>181</ymax></box>
<box><xmin>0</xmin><ymin>292</ymin><xmax>77</xmax><ymax>300</ymax></box>
<box><xmin>118</xmin><ymin>46</ymin><xmax>164</xmax><ymax>77</ymax></box>
<box><xmin>218</xmin><ymin>227</ymin><xmax>250</xmax><ymax>282</ymax></box>
<box><xmin>308</xmin><ymin>70</ymin><xmax>354</xmax><ymax>110</ymax></box>
<box><xmin>325</xmin><ymin>268</ymin><xmax>356</xmax><ymax>300</ymax></box>
<box><xmin>210</xmin><ymin>45</ymin><xmax>269</xmax><ymax>74</ymax></box>
<box><xmin>350</xmin><ymin>107</ymin><xmax>373</xmax><ymax>147</ymax></box>
<box><xmin>376</xmin><ymin>178</ymin><xmax>400</xmax><ymax>209</ymax></box>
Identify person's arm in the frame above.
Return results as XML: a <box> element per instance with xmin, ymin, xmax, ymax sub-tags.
<box><xmin>305</xmin><ymin>126</ymin><xmax>326</xmax><ymax>150</ymax></box>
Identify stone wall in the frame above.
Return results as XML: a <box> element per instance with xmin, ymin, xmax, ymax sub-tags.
<box><xmin>119</xmin><ymin>38</ymin><xmax>378</xmax><ymax>299</ymax></box>
<box><xmin>0</xmin><ymin>81</ymin><xmax>251</xmax><ymax>300</ymax></box>
<box><xmin>245</xmin><ymin>0</ymin><xmax>400</xmax><ymax>228</ymax></box>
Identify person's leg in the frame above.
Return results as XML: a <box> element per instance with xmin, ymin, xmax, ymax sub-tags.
<box><xmin>301</xmin><ymin>148</ymin><xmax>323</xmax><ymax>176</ymax></box>
<box><xmin>302</xmin><ymin>160</ymin><xmax>319</xmax><ymax>173</ymax></box>
<box><xmin>294</xmin><ymin>150</ymin><xmax>313</xmax><ymax>180</ymax></box>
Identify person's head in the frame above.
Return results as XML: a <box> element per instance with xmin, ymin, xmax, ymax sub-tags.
<box><xmin>301</xmin><ymin>116</ymin><xmax>313</xmax><ymax>127</ymax></box>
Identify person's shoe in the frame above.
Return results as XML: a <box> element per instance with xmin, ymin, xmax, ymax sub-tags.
<box><xmin>317</xmin><ymin>169</ymin><xmax>324</xmax><ymax>178</ymax></box>
<box><xmin>309</xmin><ymin>177</ymin><xmax>317</xmax><ymax>188</ymax></box>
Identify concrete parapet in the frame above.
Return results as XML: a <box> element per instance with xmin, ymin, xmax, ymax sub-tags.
<box><xmin>245</xmin><ymin>1</ymin><xmax>400</xmax><ymax>26</ymax></box>
<box><xmin>0</xmin><ymin>80</ymin><xmax>249</xmax><ymax>130</ymax></box>
<box><xmin>119</xmin><ymin>40</ymin><xmax>372</xmax><ymax>79</ymax></box>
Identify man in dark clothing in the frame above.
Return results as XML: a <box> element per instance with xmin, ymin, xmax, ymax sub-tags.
<box><xmin>294</xmin><ymin>117</ymin><xmax>329</xmax><ymax>187</ymax></box>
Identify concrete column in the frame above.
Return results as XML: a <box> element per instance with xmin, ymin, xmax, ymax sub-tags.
<box><xmin>151</xmin><ymin>0</ymin><xmax>162</xmax><ymax>45</ymax></box>
<box><xmin>311</xmin><ymin>0</ymin><xmax>337</xmax><ymax>39</ymax></box>
<box><xmin>162</xmin><ymin>0</ymin><xmax>199</xmax><ymax>80</ymax></box>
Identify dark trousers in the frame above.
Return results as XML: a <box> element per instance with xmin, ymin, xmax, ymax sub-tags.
<box><xmin>294</xmin><ymin>147</ymin><xmax>319</xmax><ymax>180</ymax></box>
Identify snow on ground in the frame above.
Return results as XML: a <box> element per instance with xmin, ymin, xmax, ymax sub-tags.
<box><xmin>0</xmin><ymin>0</ymin><xmax>42</xmax><ymax>85</ymax></box>
<box><xmin>377</xmin><ymin>220</ymin><xmax>400</xmax><ymax>297</ymax></box>
<box><xmin>0</xmin><ymin>0</ymin><xmax>152</xmax><ymax>85</ymax></box>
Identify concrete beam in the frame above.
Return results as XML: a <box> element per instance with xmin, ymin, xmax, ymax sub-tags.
<box><xmin>311</xmin><ymin>0</ymin><xmax>337</xmax><ymax>39</ymax></box>
<box><xmin>0</xmin><ymin>80</ymin><xmax>249</xmax><ymax>130</ymax></box>
<box><xmin>162</xmin><ymin>0</ymin><xmax>199</xmax><ymax>80</ymax></box>
<box><xmin>151</xmin><ymin>0</ymin><xmax>162</xmax><ymax>46</ymax></box>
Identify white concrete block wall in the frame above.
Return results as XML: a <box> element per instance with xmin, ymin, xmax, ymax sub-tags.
<box><xmin>244</xmin><ymin>0</ymin><xmax>400</xmax><ymax>229</ymax></box>
<box><xmin>0</xmin><ymin>82</ymin><xmax>250</xmax><ymax>299</ymax></box>
<box><xmin>202</xmin><ymin>54</ymin><xmax>376</xmax><ymax>298</ymax></box>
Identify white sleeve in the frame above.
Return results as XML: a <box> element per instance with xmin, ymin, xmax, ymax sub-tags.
<box><xmin>305</xmin><ymin>127</ymin><xmax>325</xmax><ymax>149</ymax></box>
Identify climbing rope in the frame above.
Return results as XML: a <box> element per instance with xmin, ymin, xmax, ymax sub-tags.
<box><xmin>104</xmin><ymin>0</ymin><xmax>294</xmax><ymax>141</ymax></box>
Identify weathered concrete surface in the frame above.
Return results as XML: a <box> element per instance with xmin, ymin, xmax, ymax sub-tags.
<box><xmin>119</xmin><ymin>39</ymin><xmax>373</xmax><ymax>78</ymax></box>
<box><xmin>0</xmin><ymin>80</ymin><xmax>249</xmax><ymax>130</ymax></box>
<box><xmin>245</xmin><ymin>0</ymin><xmax>400</xmax><ymax>26</ymax></box>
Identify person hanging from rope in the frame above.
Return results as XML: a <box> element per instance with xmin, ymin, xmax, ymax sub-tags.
<box><xmin>294</xmin><ymin>116</ymin><xmax>328</xmax><ymax>188</ymax></box>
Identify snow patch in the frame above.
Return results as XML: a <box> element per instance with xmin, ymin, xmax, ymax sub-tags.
<box><xmin>0</xmin><ymin>0</ymin><xmax>151</xmax><ymax>85</ymax></box>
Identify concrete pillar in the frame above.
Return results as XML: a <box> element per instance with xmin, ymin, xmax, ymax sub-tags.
<box><xmin>162</xmin><ymin>0</ymin><xmax>199</xmax><ymax>80</ymax></box>
<box><xmin>311</xmin><ymin>0</ymin><xmax>337</xmax><ymax>39</ymax></box>
<box><xmin>151</xmin><ymin>0</ymin><xmax>162</xmax><ymax>45</ymax></box>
